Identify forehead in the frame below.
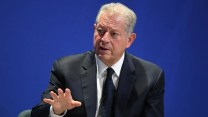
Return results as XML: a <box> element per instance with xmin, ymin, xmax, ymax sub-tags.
<box><xmin>97</xmin><ymin>13</ymin><xmax>126</xmax><ymax>30</ymax></box>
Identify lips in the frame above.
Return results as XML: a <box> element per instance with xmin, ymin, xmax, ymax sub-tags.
<box><xmin>100</xmin><ymin>46</ymin><xmax>108</xmax><ymax>50</ymax></box>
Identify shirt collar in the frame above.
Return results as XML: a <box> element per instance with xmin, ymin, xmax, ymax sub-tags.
<box><xmin>95</xmin><ymin>53</ymin><xmax>125</xmax><ymax>78</ymax></box>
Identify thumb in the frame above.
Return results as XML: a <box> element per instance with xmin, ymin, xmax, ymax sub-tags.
<box><xmin>72</xmin><ymin>101</ymin><xmax>82</xmax><ymax>107</ymax></box>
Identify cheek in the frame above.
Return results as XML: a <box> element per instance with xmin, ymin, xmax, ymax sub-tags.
<box><xmin>93</xmin><ymin>36</ymin><xmax>100</xmax><ymax>46</ymax></box>
<box><xmin>93</xmin><ymin>33</ymin><xmax>98</xmax><ymax>42</ymax></box>
<box><xmin>93</xmin><ymin>39</ymin><xmax>97</xmax><ymax>47</ymax></box>
<box><xmin>112</xmin><ymin>40</ymin><xmax>122</xmax><ymax>47</ymax></box>
<box><xmin>113</xmin><ymin>41</ymin><xmax>127</xmax><ymax>51</ymax></box>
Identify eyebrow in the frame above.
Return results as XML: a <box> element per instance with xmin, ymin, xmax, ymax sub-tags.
<box><xmin>97</xmin><ymin>24</ymin><xmax>120</xmax><ymax>32</ymax></box>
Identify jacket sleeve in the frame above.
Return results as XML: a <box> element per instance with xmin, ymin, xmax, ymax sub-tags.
<box><xmin>31</xmin><ymin>60</ymin><xmax>65</xmax><ymax>117</ymax></box>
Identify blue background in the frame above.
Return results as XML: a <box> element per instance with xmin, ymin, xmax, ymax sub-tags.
<box><xmin>0</xmin><ymin>0</ymin><xmax>208</xmax><ymax>117</ymax></box>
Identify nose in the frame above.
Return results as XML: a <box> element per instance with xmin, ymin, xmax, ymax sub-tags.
<box><xmin>101</xmin><ymin>32</ymin><xmax>110</xmax><ymax>42</ymax></box>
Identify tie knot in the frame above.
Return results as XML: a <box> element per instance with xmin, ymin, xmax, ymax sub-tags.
<box><xmin>107</xmin><ymin>67</ymin><xmax>114</xmax><ymax>78</ymax></box>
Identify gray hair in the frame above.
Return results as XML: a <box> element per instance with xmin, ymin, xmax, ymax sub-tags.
<box><xmin>95</xmin><ymin>2</ymin><xmax>137</xmax><ymax>34</ymax></box>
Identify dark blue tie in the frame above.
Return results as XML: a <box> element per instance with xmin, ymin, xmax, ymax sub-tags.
<box><xmin>101</xmin><ymin>67</ymin><xmax>115</xmax><ymax>117</ymax></box>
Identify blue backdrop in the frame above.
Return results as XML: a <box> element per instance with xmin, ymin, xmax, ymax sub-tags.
<box><xmin>0</xmin><ymin>0</ymin><xmax>207</xmax><ymax>117</ymax></box>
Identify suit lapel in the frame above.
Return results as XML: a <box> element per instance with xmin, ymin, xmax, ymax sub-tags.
<box><xmin>80</xmin><ymin>51</ymin><xmax>97</xmax><ymax>117</ymax></box>
<box><xmin>114</xmin><ymin>53</ymin><xmax>136</xmax><ymax>116</ymax></box>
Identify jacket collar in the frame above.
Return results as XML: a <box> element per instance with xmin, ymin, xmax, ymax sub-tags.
<box><xmin>80</xmin><ymin>51</ymin><xmax>97</xmax><ymax>117</ymax></box>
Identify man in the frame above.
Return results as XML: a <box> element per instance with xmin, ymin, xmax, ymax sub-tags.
<box><xmin>31</xmin><ymin>2</ymin><xmax>164</xmax><ymax>117</ymax></box>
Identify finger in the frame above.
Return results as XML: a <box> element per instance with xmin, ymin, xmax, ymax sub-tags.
<box><xmin>65</xmin><ymin>88</ymin><xmax>72</xmax><ymax>100</ymax></box>
<box><xmin>58</xmin><ymin>88</ymin><xmax>64</xmax><ymax>98</ymax></box>
<box><xmin>50</xmin><ymin>91</ymin><xmax>59</xmax><ymax>100</ymax></box>
<box><xmin>43</xmin><ymin>98</ymin><xmax>54</xmax><ymax>105</ymax></box>
<box><xmin>72</xmin><ymin>101</ymin><xmax>82</xmax><ymax>107</ymax></box>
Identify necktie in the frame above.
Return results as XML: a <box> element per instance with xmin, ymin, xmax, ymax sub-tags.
<box><xmin>101</xmin><ymin>67</ymin><xmax>115</xmax><ymax>117</ymax></box>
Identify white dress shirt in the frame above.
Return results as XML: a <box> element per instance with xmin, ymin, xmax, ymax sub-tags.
<box><xmin>95</xmin><ymin>53</ymin><xmax>124</xmax><ymax>117</ymax></box>
<box><xmin>50</xmin><ymin>53</ymin><xmax>125</xmax><ymax>117</ymax></box>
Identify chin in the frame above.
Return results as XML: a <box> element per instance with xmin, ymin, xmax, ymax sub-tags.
<box><xmin>97</xmin><ymin>53</ymin><xmax>109</xmax><ymax>59</ymax></box>
<box><xmin>99</xmin><ymin>55</ymin><xmax>114</xmax><ymax>64</ymax></box>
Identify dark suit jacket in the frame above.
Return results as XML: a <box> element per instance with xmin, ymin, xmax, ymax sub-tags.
<box><xmin>31</xmin><ymin>51</ymin><xmax>164</xmax><ymax>117</ymax></box>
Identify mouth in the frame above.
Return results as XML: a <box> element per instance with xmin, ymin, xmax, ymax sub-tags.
<box><xmin>98</xmin><ymin>46</ymin><xmax>110</xmax><ymax>54</ymax></box>
<box><xmin>100</xmin><ymin>46</ymin><xmax>109</xmax><ymax>51</ymax></box>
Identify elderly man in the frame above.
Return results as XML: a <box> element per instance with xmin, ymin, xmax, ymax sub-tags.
<box><xmin>31</xmin><ymin>2</ymin><xmax>164</xmax><ymax>117</ymax></box>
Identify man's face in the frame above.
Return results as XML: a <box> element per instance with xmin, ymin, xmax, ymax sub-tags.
<box><xmin>93</xmin><ymin>13</ymin><xmax>135</xmax><ymax>66</ymax></box>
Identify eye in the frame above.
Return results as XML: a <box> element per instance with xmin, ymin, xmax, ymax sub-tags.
<box><xmin>97</xmin><ymin>28</ymin><xmax>105</xmax><ymax>36</ymax></box>
<box><xmin>112</xmin><ymin>32</ymin><xmax>118</xmax><ymax>36</ymax></box>
<box><xmin>111</xmin><ymin>32</ymin><xmax>119</xmax><ymax>39</ymax></box>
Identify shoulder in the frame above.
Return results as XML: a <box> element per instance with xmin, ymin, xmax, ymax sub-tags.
<box><xmin>126</xmin><ymin>52</ymin><xmax>164</xmax><ymax>88</ymax></box>
<box><xmin>126</xmin><ymin>52</ymin><xmax>163</xmax><ymax>74</ymax></box>
<box><xmin>58</xmin><ymin>51</ymin><xmax>93</xmax><ymax>62</ymax></box>
<box><xmin>53</xmin><ymin>51</ymin><xmax>95</xmax><ymax>69</ymax></box>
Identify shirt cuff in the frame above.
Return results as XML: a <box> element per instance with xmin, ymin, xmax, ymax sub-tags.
<box><xmin>49</xmin><ymin>106</ymin><xmax>67</xmax><ymax>117</ymax></box>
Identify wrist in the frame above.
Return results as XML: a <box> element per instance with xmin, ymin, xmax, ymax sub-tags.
<box><xmin>53</xmin><ymin>109</ymin><xmax>66</xmax><ymax>116</ymax></box>
<box><xmin>50</xmin><ymin>106</ymin><xmax>67</xmax><ymax>117</ymax></box>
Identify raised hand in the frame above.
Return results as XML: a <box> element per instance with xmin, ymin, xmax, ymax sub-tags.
<box><xmin>43</xmin><ymin>88</ymin><xmax>82</xmax><ymax>115</ymax></box>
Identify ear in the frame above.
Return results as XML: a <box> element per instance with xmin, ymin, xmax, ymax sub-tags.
<box><xmin>94</xmin><ymin>23</ymin><xmax>97</xmax><ymax>31</ymax></box>
<box><xmin>126</xmin><ymin>33</ymin><xmax>136</xmax><ymax>48</ymax></box>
